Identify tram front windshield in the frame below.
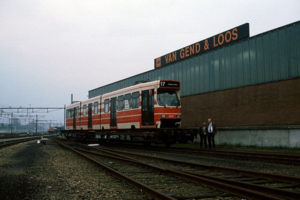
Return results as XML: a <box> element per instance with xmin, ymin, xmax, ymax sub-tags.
<box><xmin>157</xmin><ymin>90</ymin><xmax>180</xmax><ymax>107</ymax></box>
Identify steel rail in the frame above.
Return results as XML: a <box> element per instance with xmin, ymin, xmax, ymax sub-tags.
<box><xmin>88</xmin><ymin>145</ymin><xmax>300</xmax><ymax>184</ymax></box>
<box><xmin>51</xmin><ymin>137</ymin><xmax>176</xmax><ymax>200</ymax></box>
<box><xmin>0</xmin><ymin>137</ymin><xmax>42</xmax><ymax>149</ymax></box>
<box><xmin>70</xmin><ymin>144</ymin><xmax>291</xmax><ymax>199</ymax></box>
<box><xmin>185</xmin><ymin>148</ymin><xmax>300</xmax><ymax>159</ymax></box>
<box><xmin>96</xmin><ymin>142</ymin><xmax>300</xmax><ymax>164</ymax></box>
<box><xmin>166</xmin><ymin>146</ymin><xmax>300</xmax><ymax>159</ymax></box>
<box><xmin>181</xmin><ymin>170</ymin><xmax>300</xmax><ymax>200</ymax></box>
<box><xmin>74</xmin><ymin>146</ymin><xmax>300</xmax><ymax>199</ymax></box>
<box><xmin>0</xmin><ymin>135</ymin><xmax>26</xmax><ymax>139</ymax></box>
<box><xmin>185</xmin><ymin>149</ymin><xmax>300</xmax><ymax>164</ymax></box>
<box><xmin>0</xmin><ymin>135</ymin><xmax>50</xmax><ymax>142</ymax></box>
<box><xmin>166</xmin><ymin>169</ymin><xmax>284</xmax><ymax>200</ymax></box>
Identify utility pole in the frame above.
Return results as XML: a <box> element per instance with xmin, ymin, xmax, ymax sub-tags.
<box><xmin>27</xmin><ymin>116</ymin><xmax>30</xmax><ymax>133</ymax></box>
<box><xmin>64</xmin><ymin>105</ymin><xmax>66</xmax><ymax>129</ymax></box>
<box><xmin>27</xmin><ymin>104</ymin><xmax>30</xmax><ymax>133</ymax></box>
<box><xmin>9</xmin><ymin>118</ymin><xmax>11</xmax><ymax>134</ymax></box>
<box><xmin>36</xmin><ymin>115</ymin><xmax>38</xmax><ymax>134</ymax></box>
<box><xmin>10</xmin><ymin>113</ymin><xmax>13</xmax><ymax>134</ymax></box>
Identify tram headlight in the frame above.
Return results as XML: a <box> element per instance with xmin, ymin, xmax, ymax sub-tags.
<box><xmin>161</xmin><ymin>115</ymin><xmax>166</xmax><ymax>118</ymax></box>
<box><xmin>177</xmin><ymin>115</ymin><xmax>180</xmax><ymax>118</ymax></box>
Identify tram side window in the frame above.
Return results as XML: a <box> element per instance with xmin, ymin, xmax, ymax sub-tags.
<box><xmin>76</xmin><ymin>106</ymin><xmax>79</xmax><ymax>117</ymax></box>
<box><xmin>104</xmin><ymin>99</ymin><xmax>109</xmax><ymax>113</ymax></box>
<box><xmin>70</xmin><ymin>109</ymin><xmax>73</xmax><ymax>118</ymax></box>
<box><xmin>83</xmin><ymin>105</ymin><xmax>86</xmax><ymax>116</ymax></box>
<box><xmin>118</xmin><ymin>95</ymin><xmax>124</xmax><ymax>111</ymax></box>
<box><xmin>94</xmin><ymin>102</ymin><xmax>98</xmax><ymax>114</ymax></box>
<box><xmin>124</xmin><ymin>93</ymin><xmax>131</xmax><ymax>110</ymax></box>
<box><xmin>132</xmin><ymin>92</ymin><xmax>139</xmax><ymax>109</ymax></box>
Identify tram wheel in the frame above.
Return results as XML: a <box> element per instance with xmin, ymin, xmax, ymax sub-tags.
<box><xmin>164</xmin><ymin>142</ymin><xmax>171</xmax><ymax>148</ymax></box>
<box><xmin>143</xmin><ymin>142</ymin><xmax>151</xmax><ymax>147</ymax></box>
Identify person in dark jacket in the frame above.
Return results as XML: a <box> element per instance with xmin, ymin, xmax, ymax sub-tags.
<box><xmin>198</xmin><ymin>122</ymin><xmax>207</xmax><ymax>149</ymax></box>
<box><xmin>205</xmin><ymin>118</ymin><xmax>217</xmax><ymax>149</ymax></box>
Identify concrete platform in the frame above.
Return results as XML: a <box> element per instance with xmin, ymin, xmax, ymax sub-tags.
<box><xmin>195</xmin><ymin>126</ymin><xmax>300</xmax><ymax>148</ymax></box>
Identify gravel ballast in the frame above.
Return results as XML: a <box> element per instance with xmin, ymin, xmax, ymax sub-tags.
<box><xmin>2</xmin><ymin>138</ymin><xmax>300</xmax><ymax>199</ymax></box>
<box><xmin>0</xmin><ymin>139</ymin><xmax>150</xmax><ymax>199</ymax></box>
<box><xmin>0</xmin><ymin>141</ymin><xmax>40</xmax><ymax>199</ymax></box>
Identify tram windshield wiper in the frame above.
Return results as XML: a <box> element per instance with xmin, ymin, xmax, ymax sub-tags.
<box><xmin>158</xmin><ymin>97</ymin><xmax>167</xmax><ymax>108</ymax></box>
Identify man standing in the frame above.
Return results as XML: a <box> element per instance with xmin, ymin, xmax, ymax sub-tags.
<box><xmin>198</xmin><ymin>122</ymin><xmax>207</xmax><ymax>149</ymax></box>
<box><xmin>205</xmin><ymin>118</ymin><xmax>217</xmax><ymax>149</ymax></box>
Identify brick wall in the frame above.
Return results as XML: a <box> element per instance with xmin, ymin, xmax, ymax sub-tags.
<box><xmin>181</xmin><ymin>78</ymin><xmax>300</xmax><ymax>127</ymax></box>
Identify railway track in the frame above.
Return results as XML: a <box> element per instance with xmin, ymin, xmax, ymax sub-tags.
<box><xmin>52</xmin><ymin>137</ymin><xmax>177</xmax><ymax>199</ymax></box>
<box><xmin>0</xmin><ymin>136</ymin><xmax>28</xmax><ymax>140</ymax></box>
<box><xmin>169</xmin><ymin>147</ymin><xmax>300</xmax><ymax>165</ymax></box>
<box><xmin>0</xmin><ymin>136</ymin><xmax>43</xmax><ymax>149</ymax></box>
<box><xmin>52</xmin><ymin>137</ymin><xmax>300</xmax><ymax>199</ymax></box>
<box><xmin>0</xmin><ymin>134</ymin><xmax>27</xmax><ymax>139</ymax></box>
<box><xmin>0</xmin><ymin>133</ymin><xmax>46</xmax><ymax>139</ymax></box>
<box><xmin>97</xmin><ymin>142</ymin><xmax>300</xmax><ymax>165</ymax></box>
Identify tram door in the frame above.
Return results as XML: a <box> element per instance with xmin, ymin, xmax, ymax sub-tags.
<box><xmin>142</xmin><ymin>89</ymin><xmax>154</xmax><ymax>126</ymax></box>
<box><xmin>73</xmin><ymin>107</ymin><xmax>76</xmax><ymax>128</ymax></box>
<box><xmin>88</xmin><ymin>103</ymin><xmax>92</xmax><ymax>128</ymax></box>
<box><xmin>110</xmin><ymin>98</ymin><xmax>117</xmax><ymax>127</ymax></box>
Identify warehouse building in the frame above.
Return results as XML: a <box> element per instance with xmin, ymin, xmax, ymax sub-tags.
<box><xmin>89</xmin><ymin>21</ymin><xmax>300</xmax><ymax>147</ymax></box>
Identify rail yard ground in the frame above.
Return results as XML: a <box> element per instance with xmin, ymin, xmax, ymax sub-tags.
<box><xmin>0</xmin><ymin>139</ymin><xmax>149</xmax><ymax>200</ymax></box>
<box><xmin>1</xmin><ymin>137</ymin><xmax>300</xmax><ymax>199</ymax></box>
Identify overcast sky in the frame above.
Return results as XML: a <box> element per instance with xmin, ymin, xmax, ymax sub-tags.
<box><xmin>1</xmin><ymin>0</ymin><xmax>299</xmax><ymax>126</ymax></box>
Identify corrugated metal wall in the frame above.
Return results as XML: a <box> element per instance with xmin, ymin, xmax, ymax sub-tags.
<box><xmin>89</xmin><ymin>21</ymin><xmax>300</xmax><ymax>98</ymax></box>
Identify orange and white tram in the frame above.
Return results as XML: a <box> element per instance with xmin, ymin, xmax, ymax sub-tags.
<box><xmin>62</xmin><ymin>80</ymin><xmax>196</xmax><ymax>146</ymax></box>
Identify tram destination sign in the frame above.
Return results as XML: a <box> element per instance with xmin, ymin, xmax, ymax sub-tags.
<box><xmin>154</xmin><ymin>23</ymin><xmax>249</xmax><ymax>69</ymax></box>
<box><xmin>160</xmin><ymin>81</ymin><xmax>180</xmax><ymax>88</ymax></box>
